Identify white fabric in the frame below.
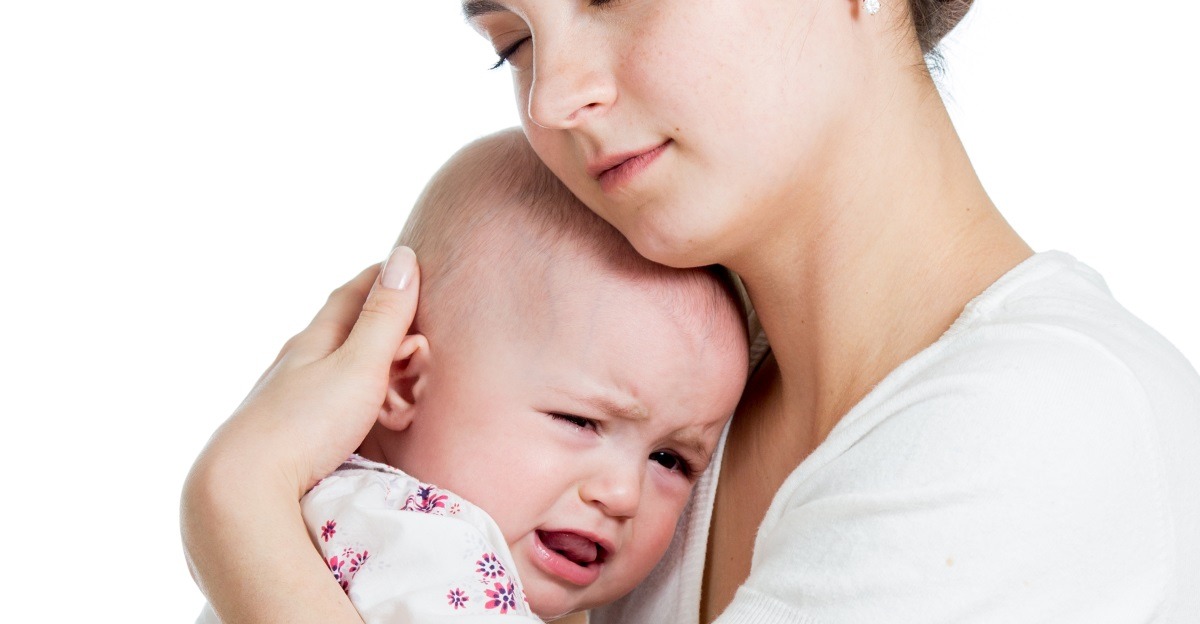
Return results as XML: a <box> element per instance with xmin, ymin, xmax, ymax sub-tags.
<box><xmin>592</xmin><ymin>251</ymin><xmax>1200</xmax><ymax>624</ymax></box>
<box><xmin>198</xmin><ymin>455</ymin><xmax>541</xmax><ymax>624</ymax></box>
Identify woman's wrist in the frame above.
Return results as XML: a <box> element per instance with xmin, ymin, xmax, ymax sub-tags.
<box><xmin>182</xmin><ymin>450</ymin><xmax>363</xmax><ymax>623</ymax></box>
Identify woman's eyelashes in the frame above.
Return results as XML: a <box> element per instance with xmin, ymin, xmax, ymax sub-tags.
<box><xmin>486</xmin><ymin>0</ymin><xmax>625</xmax><ymax>69</ymax></box>
<box><xmin>489</xmin><ymin>36</ymin><xmax>530</xmax><ymax>70</ymax></box>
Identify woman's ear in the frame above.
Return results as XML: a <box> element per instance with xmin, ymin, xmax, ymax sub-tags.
<box><xmin>377</xmin><ymin>333</ymin><xmax>431</xmax><ymax>432</ymax></box>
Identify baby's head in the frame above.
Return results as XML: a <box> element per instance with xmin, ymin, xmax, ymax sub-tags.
<box><xmin>361</xmin><ymin>128</ymin><xmax>748</xmax><ymax>618</ymax></box>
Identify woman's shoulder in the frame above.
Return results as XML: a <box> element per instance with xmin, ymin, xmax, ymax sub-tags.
<box><xmin>807</xmin><ymin>251</ymin><xmax>1200</xmax><ymax>486</ymax></box>
<box><xmin>944</xmin><ymin>250</ymin><xmax>1194</xmax><ymax>377</ymax></box>
<box><xmin>740</xmin><ymin>252</ymin><xmax>1200</xmax><ymax>621</ymax></box>
<box><xmin>929</xmin><ymin>251</ymin><xmax>1200</xmax><ymax>430</ymax></box>
<box><xmin>860</xmin><ymin>251</ymin><xmax>1199</xmax><ymax>425</ymax></box>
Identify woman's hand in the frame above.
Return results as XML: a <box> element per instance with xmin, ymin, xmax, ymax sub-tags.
<box><xmin>181</xmin><ymin>246</ymin><xmax>419</xmax><ymax>624</ymax></box>
<box><xmin>198</xmin><ymin>245</ymin><xmax>421</xmax><ymax>498</ymax></box>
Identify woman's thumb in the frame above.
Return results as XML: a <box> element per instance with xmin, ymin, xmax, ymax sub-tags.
<box><xmin>341</xmin><ymin>246</ymin><xmax>420</xmax><ymax>368</ymax></box>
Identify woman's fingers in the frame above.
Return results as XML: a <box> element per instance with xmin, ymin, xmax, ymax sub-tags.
<box><xmin>294</xmin><ymin>264</ymin><xmax>382</xmax><ymax>354</ymax></box>
<box><xmin>340</xmin><ymin>246</ymin><xmax>421</xmax><ymax>369</ymax></box>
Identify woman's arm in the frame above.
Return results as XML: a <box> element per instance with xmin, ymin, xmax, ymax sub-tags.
<box><xmin>184</xmin><ymin>465</ymin><xmax>363</xmax><ymax>622</ymax></box>
<box><xmin>181</xmin><ymin>247</ymin><xmax>419</xmax><ymax>623</ymax></box>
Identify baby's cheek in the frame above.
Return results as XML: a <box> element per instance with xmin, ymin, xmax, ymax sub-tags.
<box><xmin>635</xmin><ymin>475</ymin><xmax>693</xmax><ymax>557</ymax></box>
<box><xmin>449</xmin><ymin>438</ymin><xmax>564</xmax><ymax>541</ymax></box>
<box><xmin>648</xmin><ymin>464</ymin><xmax>696</xmax><ymax>504</ymax></box>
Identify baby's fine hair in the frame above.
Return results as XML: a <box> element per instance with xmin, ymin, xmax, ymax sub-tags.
<box><xmin>395</xmin><ymin>128</ymin><xmax>747</xmax><ymax>348</ymax></box>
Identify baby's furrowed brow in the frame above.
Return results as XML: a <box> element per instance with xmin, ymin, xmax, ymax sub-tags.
<box><xmin>553</xmin><ymin>388</ymin><xmax>649</xmax><ymax>423</ymax></box>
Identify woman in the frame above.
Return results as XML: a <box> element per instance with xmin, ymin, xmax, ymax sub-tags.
<box><xmin>183</xmin><ymin>0</ymin><xmax>1200</xmax><ymax>621</ymax></box>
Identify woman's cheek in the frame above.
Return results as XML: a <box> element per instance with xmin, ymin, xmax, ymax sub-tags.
<box><xmin>522</xmin><ymin>125</ymin><xmax>585</xmax><ymax>188</ymax></box>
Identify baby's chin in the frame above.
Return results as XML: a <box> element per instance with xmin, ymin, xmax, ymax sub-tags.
<box><xmin>513</xmin><ymin>529</ymin><xmax>651</xmax><ymax>619</ymax></box>
<box><xmin>525</xmin><ymin>592</ymin><xmax>588</xmax><ymax>622</ymax></box>
<box><xmin>518</xmin><ymin>569</ymin><xmax>605</xmax><ymax>621</ymax></box>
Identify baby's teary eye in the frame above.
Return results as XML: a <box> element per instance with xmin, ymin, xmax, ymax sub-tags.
<box><xmin>489</xmin><ymin>36</ymin><xmax>530</xmax><ymax>70</ymax></box>
<box><xmin>649</xmin><ymin>451</ymin><xmax>693</xmax><ymax>477</ymax></box>
<box><xmin>551</xmin><ymin>413</ymin><xmax>596</xmax><ymax>430</ymax></box>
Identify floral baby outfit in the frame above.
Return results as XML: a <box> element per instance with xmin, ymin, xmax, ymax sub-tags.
<box><xmin>197</xmin><ymin>455</ymin><xmax>540</xmax><ymax>623</ymax></box>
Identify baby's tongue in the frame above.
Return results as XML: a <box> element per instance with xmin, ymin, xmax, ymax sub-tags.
<box><xmin>539</xmin><ymin>530</ymin><xmax>598</xmax><ymax>565</ymax></box>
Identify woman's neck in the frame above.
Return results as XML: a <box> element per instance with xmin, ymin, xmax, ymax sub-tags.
<box><xmin>726</xmin><ymin>75</ymin><xmax>1032</xmax><ymax>449</ymax></box>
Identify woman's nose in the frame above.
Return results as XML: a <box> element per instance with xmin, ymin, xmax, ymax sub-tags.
<box><xmin>526</xmin><ymin>30</ymin><xmax>617</xmax><ymax>130</ymax></box>
<box><xmin>579</xmin><ymin>461</ymin><xmax>643</xmax><ymax>519</ymax></box>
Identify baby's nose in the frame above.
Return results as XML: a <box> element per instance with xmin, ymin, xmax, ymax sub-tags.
<box><xmin>579</xmin><ymin>461</ymin><xmax>642</xmax><ymax>519</ymax></box>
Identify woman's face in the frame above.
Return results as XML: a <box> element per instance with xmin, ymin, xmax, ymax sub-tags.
<box><xmin>467</xmin><ymin>0</ymin><xmax>867</xmax><ymax>268</ymax></box>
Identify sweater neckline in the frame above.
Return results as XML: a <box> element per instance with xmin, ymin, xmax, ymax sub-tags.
<box><xmin>699</xmin><ymin>250</ymin><xmax>1078</xmax><ymax>583</ymax></box>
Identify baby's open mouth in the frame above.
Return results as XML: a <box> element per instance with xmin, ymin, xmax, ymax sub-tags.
<box><xmin>536</xmin><ymin>530</ymin><xmax>607</xmax><ymax>567</ymax></box>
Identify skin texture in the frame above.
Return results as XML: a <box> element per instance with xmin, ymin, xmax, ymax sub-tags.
<box><xmin>468</xmin><ymin>0</ymin><xmax>1033</xmax><ymax>620</ymax></box>
<box><xmin>472</xmin><ymin>0</ymin><xmax>864</xmax><ymax>269</ymax></box>
<box><xmin>361</xmin><ymin>235</ymin><xmax>747</xmax><ymax>618</ymax></box>
<box><xmin>183</xmin><ymin>0</ymin><xmax>1035</xmax><ymax>622</ymax></box>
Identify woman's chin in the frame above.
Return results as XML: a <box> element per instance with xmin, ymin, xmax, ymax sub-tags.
<box><xmin>624</xmin><ymin>224</ymin><xmax>727</xmax><ymax>269</ymax></box>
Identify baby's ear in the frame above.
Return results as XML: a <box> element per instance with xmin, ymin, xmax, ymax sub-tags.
<box><xmin>377</xmin><ymin>333</ymin><xmax>431</xmax><ymax>432</ymax></box>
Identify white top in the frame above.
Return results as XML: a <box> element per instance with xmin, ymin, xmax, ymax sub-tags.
<box><xmin>592</xmin><ymin>251</ymin><xmax>1200</xmax><ymax>623</ymax></box>
<box><xmin>197</xmin><ymin>455</ymin><xmax>540</xmax><ymax>624</ymax></box>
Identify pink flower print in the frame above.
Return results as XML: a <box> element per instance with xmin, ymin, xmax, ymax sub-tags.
<box><xmin>476</xmin><ymin>552</ymin><xmax>505</xmax><ymax>580</ymax></box>
<box><xmin>321</xmin><ymin>520</ymin><xmax>337</xmax><ymax>542</ymax></box>
<box><xmin>349</xmin><ymin>550</ymin><xmax>370</xmax><ymax>574</ymax></box>
<box><xmin>485</xmin><ymin>581</ymin><xmax>519</xmax><ymax>614</ymax></box>
<box><xmin>327</xmin><ymin>556</ymin><xmax>350</xmax><ymax>593</ymax></box>
<box><xmin>449</xmin><ymin>502</ymin><xmax>461</xmax><ymax>515</ymax></box>
<box><xmin>327</xmin><ymin>551</ymin><xmax>369</xmax><ymax>593</ymax></box>
<box><xmin>402</xmin><ymin>484</ymin><xmax>449</xmax><ymax>514</ymax></box>
<box><xmin>447</xmin><ymin>588</ymin><xmax>469</xmax><ymax>610</ymax></box>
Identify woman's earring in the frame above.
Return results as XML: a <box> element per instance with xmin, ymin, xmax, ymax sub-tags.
<box><xmin>863</xmin><ymin>0</ymin><xmax>880</xmax><ymax>15</ymax></box>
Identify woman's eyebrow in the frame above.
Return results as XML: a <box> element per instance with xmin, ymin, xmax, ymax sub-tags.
<box><xmin>462</xmin><ymin>0</ymin><xmax>509</xmax><ymax>19</ymax></box>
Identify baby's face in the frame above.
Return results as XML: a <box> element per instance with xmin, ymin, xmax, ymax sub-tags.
<box><xmin>387</xmin><ymin>263</ymin><xmax>746</xmax><ymax>617</ymax></box>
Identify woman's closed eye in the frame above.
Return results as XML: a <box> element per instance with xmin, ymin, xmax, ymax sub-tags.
<box><xmin>489</xmin><ymin>36</ymin><xmax>530</xmax><ymax>70</ymax></box>
<box><xmin>487</xmin><ymin>0</ymin><xmax>626</xmax><ymax>69</ymax></box>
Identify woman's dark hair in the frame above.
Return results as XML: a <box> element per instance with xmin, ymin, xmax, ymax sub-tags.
<box><xmin>909</xmin><ymin>0</ymin><xmax>973</xmax><ymax>55</ymax></box>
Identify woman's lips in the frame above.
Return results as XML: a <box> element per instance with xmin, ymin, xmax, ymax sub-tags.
<box><xmin>530</xmin><ymin>530</ymin><xmax>603</xmax><ymax>586</ymax></box>
<box><xmin>595</xmin><ymin>140</ymin><xmax>671</xmax><ymax>194</ymax></box>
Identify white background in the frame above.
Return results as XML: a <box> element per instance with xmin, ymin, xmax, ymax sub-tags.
<box><xmin>1</xmin><ymin>1</ymin><xmax>1196</xmax><ymax>621</ymax></box>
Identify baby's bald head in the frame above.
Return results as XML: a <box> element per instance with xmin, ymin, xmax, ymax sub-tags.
<box><xmin>396</xmin><ymin>128</ymin><xmax>745</xmax><ymax>356</ymax></box>
<box><xmin>367</xmin><ymin>133</ymin><xmax>750</xmax><ymax>617</ymax></box>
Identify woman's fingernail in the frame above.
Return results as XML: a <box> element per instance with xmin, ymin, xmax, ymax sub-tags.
<box><xmin>380</xmin><ymin>246</ymin><xmax>416</xmax><ymax>290</ymax></box>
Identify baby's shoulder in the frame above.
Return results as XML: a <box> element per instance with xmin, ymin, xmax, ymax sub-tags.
<box><xmin>303</xmin><ymin>455</ymin><xmax>472</xmax><ymax>519</ymax></box>
<box><xmin>298</xmin><ymin>457</ymin><xmax>537</xmax><ymax>620</ymax></box>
